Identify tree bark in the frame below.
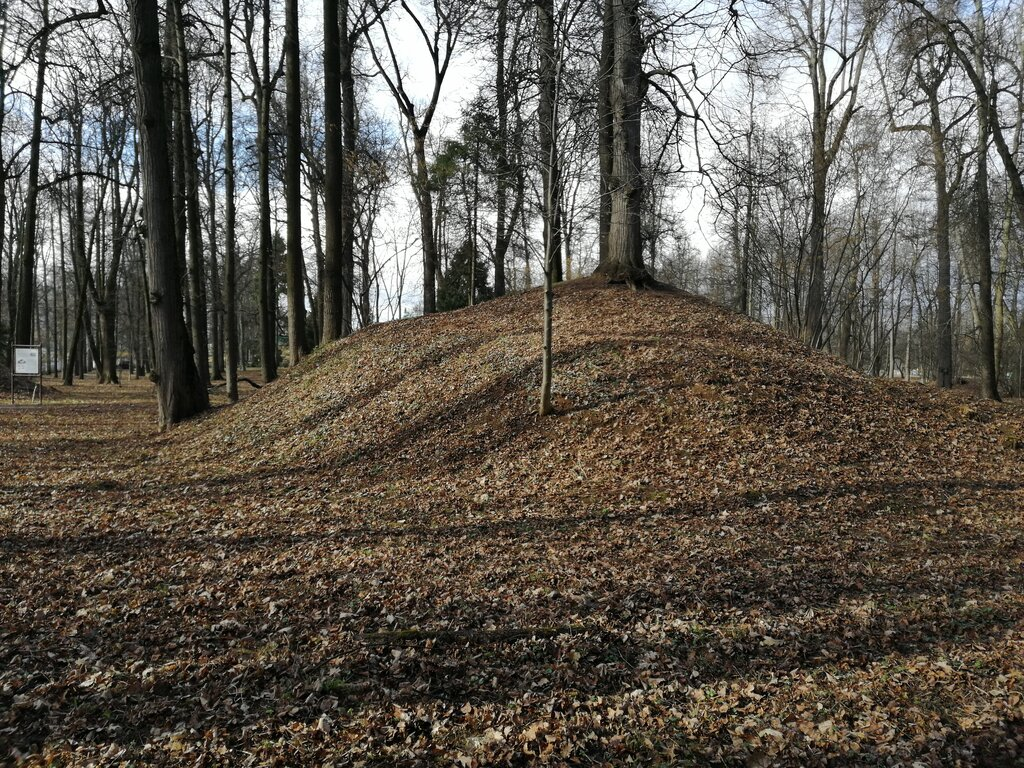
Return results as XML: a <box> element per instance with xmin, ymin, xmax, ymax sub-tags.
<box><xmin>340</xmin><ymin>0</ymin><xmax>356</xmax><ymax>335</ymax></box>
<box><xmin>595</xmin><ymin>0</ymin><xmax>650</xmax><ymax>287</ymax></box>
<box><xmin>973</xmin><ymin>0</ymin><xmax>999</xmax><ymax>400</ymax></box>
<box><xmin>14</xmin><ymin>0</ymin><xmax>49</xmax><ymax>345</ymax></box>
<box><xmin>258</xmin><ymin>0</ymin><xmax>278</xmax><ymax>383</ymax></box>
<box><xmin>321</xmin><ymin>0</ymin><xmax>344</xmax><ymax>341</ymax></box>
<box><xmin>222</xmin><ymin>0</ymin><xmax>239</xmax><ymax>401</ymax></box>
<box><xmin>169</xmin><ymin>0</ymin><xmax>210</xmax><ymax>384</ymax></box>
<box><xmin>537</xmin><ymin>0</ymin><xmax>559</xmax><ymax>416</ymax></box>
<box><xmin>929</xmin><ymin>98</ymin><xmax>954</xmax><ymax>389</ymax></box>
<box><xmin>63</xmin><ymin>110</ymin><xmax>88</xmax><ymax>387</ymax></box>
<box><xmin>537</xmin><ymin>0</ymin><xmax>562</xmax><ymax>289</ymax></box>
<box><xmin>128</xmin><ymin>0</ymin><xmax>209</xmax><ymax>427</ymax></box>
<box><xmin>412</xmin><ymin>132</ymin><xmax>439</xmax><ymax>314</ymax></box>
<box><xmin>284</xmin><ymin>0</ymin><xmax>306</xmax><ymax>365</ymax></box>
<box><xmin>597</xmin><ymin>0</ymin><xmax>613</xmax><ymax>270</ymax></box>
<box><xmin>493</xmin><ymin>0</ymin><xmax>509</xmax><ymax>296</ymax></box>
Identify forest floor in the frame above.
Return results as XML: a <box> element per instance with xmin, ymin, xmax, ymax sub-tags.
<box><xmin>2</xmin><ymin>279</ymin><xmax>1024</xmax><ymax>767</ymax></box>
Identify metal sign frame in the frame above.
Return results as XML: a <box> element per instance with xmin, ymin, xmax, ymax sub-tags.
<box><xmin>10</xmin><ymin>345</ymin><xmax>43</xmax><ymax>405</ymax></box>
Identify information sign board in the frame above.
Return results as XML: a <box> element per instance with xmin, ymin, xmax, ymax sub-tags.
<box><xmin>13</xmin><ymin>346</ymin><xmax>41</xmax><ymax>376</ymax></box>
<box><xmin>10</xmin><ymin>345</ymin><xmax>43</xmax><ymax>405</ymax></box>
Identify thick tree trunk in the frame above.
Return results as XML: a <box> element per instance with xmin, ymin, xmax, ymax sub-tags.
<box><xmin>597</xmin><ymin>0</ymin><xmax>613</xmax><ymax>270</ymax></box>
<box><xmin>493</xmin><ymin>0</ymin><xmax>509</xmax><ymax>297</ymax></box>
<box><xmin>128</xmin><ymin>0</ymin><xmax>208</xmax><ymax>427</ymax></box>
<box><xmin>64</xmin><ymin>279</ymin><xmax>87</xmax><ymax>386</ymax></box>
<box><xmin>98</xmin><ymin>305</ymin><xmax>118</xmax><ymax>383</ymax></box>
<box><xmin>537</xmin><ymin>0</ymin><xmax>562</xmax><ymax>288</ymax></box>
<box><xmin>595</xmin><ymin>0</ymin><xmax>650</xmax><ymax>287</ymax></box>
<box><xmin>321</xmin><ymin>0</ymin><xmax>344</xmax><ymax>341</ymax></box>
<box><xmin>360</xmin><ymin>237</ymin><xmax>372</xmax><ymax>325</ymax></box>
<box><xmin>340</xmin><ymin>0</ymin><xmax>356</xmax><ymax>336</ymax></box>
<box><xmin>168</xmin><ymin>12</ymin><xmax>190</xmax><ymax>337</ymax></box>
<box><xmin>284</xmin><ymin>0</ymin><xmax>306</xmax><ymax>365</ymax></box>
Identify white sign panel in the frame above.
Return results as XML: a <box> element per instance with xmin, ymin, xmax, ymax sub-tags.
<box><xmin>13</xmin><ymin>346</ymin><xmax>41</xmax><ymax>376</ymax></box>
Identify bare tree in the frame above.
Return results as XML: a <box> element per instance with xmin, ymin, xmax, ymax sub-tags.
<box><xmin>759</xmin><ymin>0</ymin><xmax>881</xmax><ymax>348</ymax></box>
<box><xmin>881</xmin><ymin>16</ymin><xmax>972</xmax><ymax>389</ymax></box>
<box><xmin>223</xmin><ymin>0</ymin><xmax>240</xmax><ymax>400</ymax></box>
<box><xmin>128</xmin><ymin>0</ymin><xmax>208</xmax><ymax>426</ymax></box>
<box><xmin>366</xmin><ymin>0</ymin><xmax>476</xmax><ymax>314</ymax></box>
<box><xmin>241</xmin><ymin>0</ymin><xmax>283</xmax><ymax>382</ymax></box>
<box><xmin>284</xmin><ymin>0</ymin><xmax>307</xmax><ymax>364</ymax></box>
<box><xmin>594</xmin><ymin>0</ymin><xmax>653</xmax><ymax>287</ymax></box>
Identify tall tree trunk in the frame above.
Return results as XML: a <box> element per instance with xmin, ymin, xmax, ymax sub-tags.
<box><xmin>321</xmin><ymin>0</ymin><xmax>344</xmax><ymax>341</ymax></box>
<box><xmin>595</xmin><ymin>0</ymin><xmax>649</xmax><ymax>286</ymax></box>
<box><xmin>308</xmin><ymin>176</ymin><xmax>325</xmax><ymax>341</ymax></box>
<box><xmin>739</xmin><ymin>91</ymin><xmax>755</xmax><ymax>314</ymax></box>
<box><xmin>975</xmin><ymin>108</ymin><xmax>999</xmax><ymax>400</ymax></box>
<box><xmin>538</xmin><ymin>0</ymin><xmax>560</xmax><ymax>416</ymax></box>
<box><xmin>413</xmin><ymin>132</ymin><xmax>439</xmax><ymax>314</ymax></box>
<box><xmin>537</xmin><ymin>0</ymin><xmax>562</xmax><ymax>289</ymax></box>
<box><xmin>207</xmin><ymin>172</ymin><xmax>224</xmax><ymax>381</ymax></box>
<box><xmin>930</xmin><ymin>100</ymin><xmax>954</xmax><ymax>389</ymax></box>
<box><xmin>202</xmin><ymin>89</ymin><xmax>224</xmax><ymax>381</ymax></box>
<box><xmin>284</xmin><ymin>0</ymin><xmax>306</xmax><ymax>365</ymax></box>
<box><xmin>95</xmin><ymin>157</ymin><xmax>130</xmax><ymax>385</ymax></box>
<box><xmin>340</xmin><ymin>0</ymin><xmax>356</xmax><ymax>336</ymax></box>
<box><xmin>63</xmin><ymin>112</ymin><xmax>88</xmax><ymax>387</ymax></box>
<box><xmin>170</xmin><ymin>0</ymin><xmax>210</xmax><ymax>384</ymax></box>
<box><xmin>360</xmin><ymin>236</ymin><xmax>371</xmax><ymax>325</ymax></box>
<box><xmin>974</xmin><ymin>1</ymin><xmax>999</xmax><ymax>400</ymax></box>
<box><xmin>0</xmin><ymin>0</ymin><xmax>9</xmax><ymax>356</ymax></box>
<box><xmin>129</xmin><ymin>0</ymin><xmax>209</xmax><ymax>426</ymax></box>
<box><xmin>64</xmin><ymin>279</ymin><xmax>87</xmax><ymax>386</ymax></box>
<box><xmin>15</xmin><ymin>0</ymin><xmax>49</xmax><ymax>345</ymax></box>
<box><xmin>493</xmin><ymin>0</ymin><xmax>509</xmax><ymax>296</ymax></box>
<box><xmin>168</xmin><ymin>12</ymin><xmax>191</xmax><ymax>337</ymax></box>
<box><xmin>597</xmin><ymin>0</ymin><xmax>613</xmax><ymax>270</ymax></box>
<box><xmin>803</xmin><ymin>110</ymin><xmax>827</xmax><ymax>349</ymax></box>
<box><xmin>222</xmin><ymin>0</ymin><xmax>239</xmax><ymax>401</ymax></box>
<box><xmin>59</xmin><ymin>202</ymin><xmax>68</xmax><ymax>377</ymax></box>
<box><xmin>258</xmin><ymin>0</ymin><xmax>277</xmax><ymax>383</ymax></box>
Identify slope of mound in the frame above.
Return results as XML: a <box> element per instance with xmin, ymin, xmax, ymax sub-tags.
<box><xmin>176</xmin><ymin>278</ymin><xmax>1008</xmax><ymax>514</ymax></box>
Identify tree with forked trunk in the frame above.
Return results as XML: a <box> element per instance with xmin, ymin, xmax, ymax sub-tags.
<box><xmin>127</xmin><ymin>0</ymin><xmax>208</xmax><ymax>427</ymax></box>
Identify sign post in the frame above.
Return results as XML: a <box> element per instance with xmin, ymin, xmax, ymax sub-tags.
<box><xmin>11</xmin><ymin>345</ymin><xmax>43</xmax><ymax>405</ymax></box>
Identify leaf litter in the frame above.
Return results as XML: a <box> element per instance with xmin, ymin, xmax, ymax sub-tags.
<box><xmin>1</xmin><ymin>278</ymin><xmax>1023</xmax><ymax>766</ymax></box>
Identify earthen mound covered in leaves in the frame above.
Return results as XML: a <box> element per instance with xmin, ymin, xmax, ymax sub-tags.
<box><xmin>3</xmin><ymin>279</ymin><xmax>1023</xmax><ymax>766</ymax></box>
<box><xmin>181</xmin><ymin>278</ymin><xmax>992</xmax><ymax>512</ymax></box>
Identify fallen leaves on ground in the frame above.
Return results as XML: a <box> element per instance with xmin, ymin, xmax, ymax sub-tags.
<box><xmin>2</xmin><ymin>278</ymin><xmax>1023</xmax><ymax>766</ymax></box>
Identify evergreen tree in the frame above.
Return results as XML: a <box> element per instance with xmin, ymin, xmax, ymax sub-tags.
<box><xmin>438</xmin><ymin>241</ymin><xmax>493</xmax><ymax>312</ymax></box>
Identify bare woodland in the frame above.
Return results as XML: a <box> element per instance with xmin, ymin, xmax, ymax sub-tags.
<box><xmin>0</xmin><ymin>0</ymin><xmax>1022</xmax><ymax>425</ymax></box>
